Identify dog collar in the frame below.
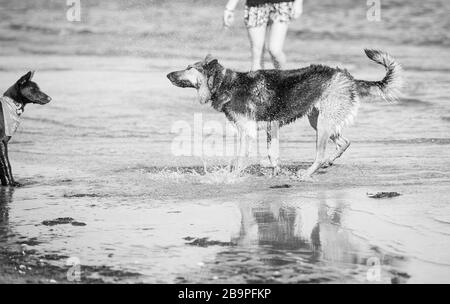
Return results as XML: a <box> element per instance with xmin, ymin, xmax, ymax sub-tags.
<box><xmin>1</xmin><ymin>96</ymin><xmax>24</xmax><ymax>136</ymax></box>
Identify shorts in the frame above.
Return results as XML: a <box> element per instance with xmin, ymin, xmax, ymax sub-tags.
<box><xmin>244</xmin><ymin>2</ymin><xmax>295</xmax><ymax>28</ymax></box>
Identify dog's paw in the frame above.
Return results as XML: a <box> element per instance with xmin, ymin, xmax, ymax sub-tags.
<box><xmin>229</xmin><ymin>160</ymin><xmax>246</xmax><ymax>175</ymax></box>
<box><xmin>259</xmin><ymin>159</ymin><xmax>272</xmax><ymax>168</ymax></box>
<box><xmin>11</xmin><ymin>181</ymin><xmax>23</xmax><ymax>187</ymax></box>
<box><xmin>321</xmin><ymin>160</ymin><xmax>334</xmax><ymax>169</ymax></box>
<box><xmin>271</xmin><ymin>166</ymin><xmax>281</xmax><ymax>176</ymax></box>
<box><xmin>229</xmin><ymin>159</ymin><xmax>238</xmax><ymax>172</ymax></box>
<box><xmin>299</xmin><ymin>175</ymin><xmax>315</xmax><ymax>182</ymax></box>
<box><xmin>292</xmin><ymin>170</ymin><xmax>315</xmax><ymax>182</ymax></box>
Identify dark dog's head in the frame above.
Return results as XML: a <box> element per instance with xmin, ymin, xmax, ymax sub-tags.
<box><xmin>167</xmin><ymin>55</ymin><xmax>224</xmax><ymax>104</ymax></box>
<box><xmin>4</xmin><ymin>71</ymin><xmax>52</xmax><ymax>105</ymax></box>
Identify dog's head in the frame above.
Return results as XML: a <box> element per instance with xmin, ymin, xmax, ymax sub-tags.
<box><xmin>167</xmin><ymin>55</ymin><xmax>224</xmax><ymax>104</ymax></box>
<box><xmin>4</xmin><ymin>71</ymin><xmax>52</xmax><ymax>105</ymax></box>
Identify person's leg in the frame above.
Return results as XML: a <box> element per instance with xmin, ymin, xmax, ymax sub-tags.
<box><xmin>247</xmin><ymin>25</ymin><xmax>267</xmax><ymax>71</ymax></box>
<box><xmin>267</xmin><ymin>21</ymin><xmax>289</xmax><ymax>69</ymax></box>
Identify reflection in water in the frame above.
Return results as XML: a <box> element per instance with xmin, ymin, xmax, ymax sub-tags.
<box><xmin>316</xmin><ymin>193</ymin><xmax>358</xmax><ymax>265</ymax></box>
<box><xmin>236</xmin><ymin>201</ymin><xmax>310</xmax><ymax>250</ymax></box>
<box><xmin>0</xmin><ymin>187</ymin><xmax>14</xmax><ymax>241</ymax></box>
<box><xmin>1</xmin><ymin>184</ymin><xmax>420</xmax><ymax>283</ymax></box>
<box><xmin>235</xmin><ymin>195</ymin><xmax>354</xmax><ymax>261</ymax></box>
<box><xmin>205</xmin><ymin>193</ymin><xmax>398</xmax><ymax>283</ymax></box>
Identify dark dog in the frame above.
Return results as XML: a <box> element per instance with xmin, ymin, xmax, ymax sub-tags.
<box><xmin>0</xmin><ymin>71</ymin><xmax>51</xmax><ymax>186</ymax></box>
<box><xmin>167</xmin><ymin>50</ymin><xmax>402</xmax><ymax>180</ymax></box>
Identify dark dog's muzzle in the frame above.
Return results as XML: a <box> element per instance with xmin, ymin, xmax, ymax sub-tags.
<box><xmin>36</xmin><ymin>94</ymin><xmax>52</xmax><ymax>105</ymax></box>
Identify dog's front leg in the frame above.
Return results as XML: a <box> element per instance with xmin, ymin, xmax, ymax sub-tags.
<box><xmin>0</xmin><ymin>142</ymin><xmax>11</xmax><ymax>186</ymax></box>
<box><xmin>267</xmin><ymin>121</ymin><xmax>280</xmax><ymax>176</ymax></box>
<box><xmin>0</xmin><ymin>162</ymin><xmax>8</xmax><ymax>186</ymax></box>
<box><xmin>0</xmin><ymin>141</ymin><xmax>20</xmax><ymax>187</ymax></box>
<box><xmin>232</xmin><ymin>129</ymin><xmax>250</xmax><ymax>174</ymax></box>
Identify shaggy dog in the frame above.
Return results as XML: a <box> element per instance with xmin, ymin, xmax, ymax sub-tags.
<box><xmin>167</xmin><ymin>50</ymin><xmax>402</xmax><ymax>180</ymax></box>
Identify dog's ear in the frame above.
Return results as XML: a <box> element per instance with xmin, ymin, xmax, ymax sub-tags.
<box><xmin>204</xmin><ymin>54</ymin><xmax>218</xmax><ymax>65</ymax></box>
<box><xmin>205</xmin><ymin>55</ymin><xmax>220</xmax><ymax>72</ymax></box>
<box><xmin>207</xmin><ymin>59</ymin><xmax>219</xmax><ymax>69</ymax></box>
<box><xmin>17</xmin><ymin>71</ymin><xmax>35</xmax><ymax>85</ymax></box>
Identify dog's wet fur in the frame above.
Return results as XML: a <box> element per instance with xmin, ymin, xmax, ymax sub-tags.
<box><xmin>0</xmin><ymin>71</ymin><xmax>51</xmax><ymax>186</ymax></box>
<box><xmin>167</xmin><ymin>49</ymin><xmax>402</xmax><ymax>180</ymax></box>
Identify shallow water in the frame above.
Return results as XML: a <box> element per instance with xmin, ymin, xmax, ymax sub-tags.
<box><xmin>0</xmin><ymin>0</ymin><xmax>450</xmax><ymax>283</ymax></box>
<box><xmin>1</xmin><ymin>180</ymin><xmax>449</xmax><ymax>283</ymax></box>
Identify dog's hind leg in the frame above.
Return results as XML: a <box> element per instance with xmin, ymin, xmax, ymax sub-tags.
<box><xmin>322</xmin><ymin>135</ymin><xmax>350</xmax><ymax>168</ymax></box>
<box><xmin>309</xmin><ymin>109</ymin><xmax>350</xmax><ymax>169</ymax></box>
<box><xmin>267</xmin><ymin>121</ymin><xmax>280</xmax><ymax>175</ymax></box>
<box><xmin>298</xmin><ymin>115</ymin><xmax>330</xmax><ymax>181</ymax></box>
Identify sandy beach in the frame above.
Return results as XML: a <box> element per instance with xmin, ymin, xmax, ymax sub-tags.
<box><xmin>0</xmin><ymin>0</ymin><xmax>449</xmax><ymax>283</ymax></box>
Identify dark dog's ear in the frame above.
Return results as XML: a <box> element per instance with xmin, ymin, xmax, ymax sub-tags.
<box><xmin>17</xmin><ymin>71</ymin><xmax>35</xmax><ymax>85</ymax></box>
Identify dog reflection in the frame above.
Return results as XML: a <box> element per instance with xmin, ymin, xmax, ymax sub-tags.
<box><xmin>0</xmin><ymin>187</ymin><xmax>14</xmax><ymax>237</ymax></box>
<box><xmin>235</xmin><ymin>198</ymin><xmax>358</xmax><ymax>264</ymax></box>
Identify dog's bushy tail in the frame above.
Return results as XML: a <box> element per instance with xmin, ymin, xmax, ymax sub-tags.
<box><xmin>356</xmin><ymin>49</ymin><xmax>403</xmax><ymax>102</ymax></box>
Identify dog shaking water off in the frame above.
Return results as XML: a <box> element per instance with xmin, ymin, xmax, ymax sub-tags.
<box><xmin>167</xmin><ymin>49</ymin><xmax>402</xmax><ymax>180</ymax></box>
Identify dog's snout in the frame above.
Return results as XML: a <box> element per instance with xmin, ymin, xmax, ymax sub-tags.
<box><xmin>167</xmin><ymin>72</ymin><xmax>175</xmax><ymax>81</ymax></box>
<box><xmin>167</xmin><ymin>70</ymin><xmax>195</xmax><ymax>88</ymax></box>
<box><xmin>40</xmin><ymin>95</ymin><xmax>52</xmax><ymax>104</ymax></box>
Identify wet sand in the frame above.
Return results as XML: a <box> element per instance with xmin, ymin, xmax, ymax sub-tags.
<box><xmin>1</xmin><ymin>0</ymin><xmax>450</xmax><ymax>283</ymax></box>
